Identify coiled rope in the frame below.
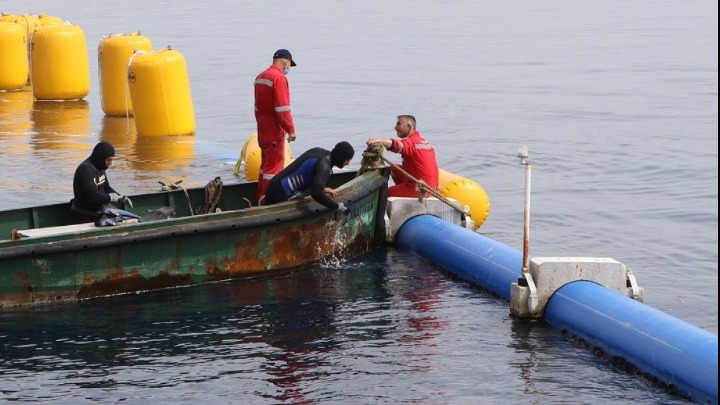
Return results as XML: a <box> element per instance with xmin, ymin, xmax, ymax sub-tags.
<box><xmin>362</xmin><ymin>143</ymin><xmax>469</xmax><ymax>217</ymax></box>
<box><xmin>202</xmin><ymin>176</ymin><xmax>223</xmax><ymax>214</ymax></box>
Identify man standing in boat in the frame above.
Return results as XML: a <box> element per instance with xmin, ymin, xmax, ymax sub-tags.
<box><xmin>366</xmin><ymin>114</ymin><xmax>439</xmax><ymax>197</ymax></box>
<box><xmin>263</xmin><ymin>141</ymin><xmax>355</xmax><ymax>214</ymax></box>
<box><xmin>70</xmin><ymin>141</ymin><xmax>132</xmax><ymax>224</ymax></box>
<box><xmin>254</xmin><ymin>48</ymin><xmax>298</xmax><ymax>204</ymax></box>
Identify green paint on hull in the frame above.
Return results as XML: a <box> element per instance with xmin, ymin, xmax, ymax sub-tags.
<box><xmin>1</xmin><ymin>169</ymin><xmax>389</xmax><ymax>309</ymax></box>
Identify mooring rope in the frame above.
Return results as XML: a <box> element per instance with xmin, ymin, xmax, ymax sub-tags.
<box><xmin>203</xmin><ymin>176</ymin><xmax>223</xmax><ymax>214</ymax></box>
<box><xmin>362</xmin><ymin>143</ymin><xmax>469</xmax><ymax>217</ymax></box>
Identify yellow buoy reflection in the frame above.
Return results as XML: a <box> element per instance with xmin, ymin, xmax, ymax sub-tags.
<box><xmin>131</xmin><ymin>134</ymin><xmax>195</xmax><ymax>171</ymax></box>
<box><xmin>0</xmin><ymin>89</ymin><xmax>33</xmax><ymax>136</ymax></box>
<box><xmin>31</xmin><ymin>100</ymin><xmax>91</xmax><ymax>158</ymax></box>
<box><xmin>100</xmin><ymin>116</ymin><xmax>137</xmax><ymax>149</ymax></box>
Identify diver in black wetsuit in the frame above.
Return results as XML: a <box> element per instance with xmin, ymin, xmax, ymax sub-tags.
<box><xmin>70</xmin><ymin>141</ymin><xmax>132</xmax><ymax>224</ymax></box>
<box><xmin>263</xmin><ymin>141</ymin><xmax>355</xmax><ymax>213</ymax></box>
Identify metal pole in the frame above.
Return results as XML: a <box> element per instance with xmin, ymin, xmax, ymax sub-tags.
<box><xmin>517</xmin><ymin>146</ymin><xmax>531</xmax><ymax>272</ymax></box>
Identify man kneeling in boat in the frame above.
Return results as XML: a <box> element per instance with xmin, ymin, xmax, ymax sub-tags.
<box><xmin>70</xmin><ymin>141</ymin><xmax>134</xmax><ymax>224</ymax></box>
<box><xmin>263</xmin><ymin>141</ymin><xmax>355</xmax><ymax>214</ymax></box>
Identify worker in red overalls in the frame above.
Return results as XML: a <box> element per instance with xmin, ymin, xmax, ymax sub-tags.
<box><xmin>254</xmin><ymin>49</ymin><xmax>297</xmax><ymax>203</ymax></box>
<box><xmin>366</xmin><ymin>115</ymin><xmax>439</xmax><ymax>197</ymax></box>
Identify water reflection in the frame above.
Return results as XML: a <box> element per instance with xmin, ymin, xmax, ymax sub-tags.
<box><xmin>30</xmin><ymin>100</ymin><xmax>91</xmax><ymax>158</ymax></box>
<box><xmin>100</xmin><ymin>115</ymin><xmax>137</xmax><ymax>149</ymax></box>
<box><xmin>0</xmin><ymin>89</ymin><xmax>33</xmax><ymax>137</ymax></box>
<box><xmin>131</xmin><ymin>135</ymin><xmax>195</xmax><ymax>171</ymax></box>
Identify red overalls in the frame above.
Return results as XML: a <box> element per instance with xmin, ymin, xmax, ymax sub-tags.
<box><xmin>388</xmin><ymin>131</ymin><xmax>439</xmax><ymax>197</ymax></box>
<box><xmin>254</xmin><ymin>64</ymin><xmax>295</xmax><ymax>200</ymax></box>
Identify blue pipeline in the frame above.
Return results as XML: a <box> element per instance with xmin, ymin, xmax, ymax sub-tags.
<box><xmin>394</xmin><ymin>215</ymin><xmax>522</xmax><ymax>300</ymax></box>
<box><xmin>395</xmin><ymin>215</ymin><xmax>719</xmax><ymax>403</ymax></box>
<box><xmin>546</xmin><ymin>281</ymin><xmax>718</xmax><ymax>404</ymax></box>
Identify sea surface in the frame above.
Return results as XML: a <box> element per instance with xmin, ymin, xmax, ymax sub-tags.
<box><xmin>1</xmin><ymin>0</ymin><xmax>717</xmax><ymax>403</ymax></box>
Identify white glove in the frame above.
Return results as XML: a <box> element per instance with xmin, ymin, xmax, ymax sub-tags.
<box><xmin>336</xmin><ymin>202</ymin><xmax>348</xmax><ymax>215</ymax></box>
<box><xmin>109</xmin><ymin>193</ymin><xmax>133</xmax><ymax>209</ymax></box>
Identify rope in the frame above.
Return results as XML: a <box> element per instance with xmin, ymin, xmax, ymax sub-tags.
<box><xmin>159</xmin><ymin>180</ymin><xmax>194</xmax><ymax>215</ymax></box>
<box><xmin>358</xmin><ymin>142</ymin><xmax>387</xmax><ymax>175</ymax></box>
<box><xmin>202</xmin><ymin>176</ymin><xmax>223</xmax><ymax>214</ymax></box>
<box><xmin>364</xmin><ymin>143</ymin><xmax>469</xmax><ymax>217</ymax></box>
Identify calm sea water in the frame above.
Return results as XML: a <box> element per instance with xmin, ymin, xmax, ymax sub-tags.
<box><xmin>1</xmin><ymin>0</ymin><xmax>717</xmax><ymax>403</ymax></box>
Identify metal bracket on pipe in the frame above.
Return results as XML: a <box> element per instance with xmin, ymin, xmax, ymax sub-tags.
<box><xmin>511</xmin><ymin>257</ymin><xmax>644</xmax><ymax>318</ymax></box>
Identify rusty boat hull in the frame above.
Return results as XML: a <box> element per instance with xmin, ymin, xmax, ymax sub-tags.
<box><xmin>0</xmin><ymin>169</ymin><xmax>389</xmax><ymax>309</ymax></box>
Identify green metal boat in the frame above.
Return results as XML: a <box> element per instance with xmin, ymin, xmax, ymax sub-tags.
<box><xmin>0</xmin><ymin>168</ymin><xmax>389</xmax><ymax>309</ymax></box>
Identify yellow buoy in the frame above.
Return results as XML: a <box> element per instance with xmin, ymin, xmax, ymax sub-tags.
<box><xmin>98</xmin><ymin>32</ymin><xmax>153</xmax><ymax>116</ymax></box>
<box><xmin>37</xmin><ymin>13</ymin><xmax>63</xmax><ymax>27</ymax></box>
<box><xmin>0</xmin><ymin>13</ymin><xmax>40</xmax><ymax>40</ymax></box>
<box><xmin>0</xmin><ymin>22</ymin><xmax>28</xmax><ymax>90</ymax></box>
<box><xmin>30</xmin><ymin>23</ymin><xmax>90</xmax><ymax>100</ymax></box>
<box><xmin>438</xmin><ymin>169</ymin><xmax>490</xmax><ymax>230</ymax></box>
<box><xmin>128</xmin><ymin>47</ymin><xmax>195</xmax><ymax>136</ymax></box>
<box><xmin>233</xmin><ymin>131</ymin><xmax>293</xmax><ymax>181</ymax></box>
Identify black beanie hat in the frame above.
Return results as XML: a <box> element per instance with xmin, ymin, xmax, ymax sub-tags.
<box><xmin>331</xmin><ymin>141</ymin><xmax>354</xmax><ymax>167</ymax></box>
<box><xmin>89</xmin><ymin>141</ymin><xmax>115</xmax><ymax>171</ymax></box>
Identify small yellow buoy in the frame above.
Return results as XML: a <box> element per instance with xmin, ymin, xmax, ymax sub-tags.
<box><xmin>437</xmin><ymin>169</ymin><xmax>490</xmax><ymax>229</ymax></box>
<box><xmin>30</xmin><ymin>23</ymin><xmax>90</xmax><ymax>100</ymax></box>
<box><xmin>128</xmin><ymin>47</ymin><xmax>195</xmax><ymax>136</ymax></box>
<box><xmin>0</xmin><ymin>22</ymin><xmax>28</xmax><ymax>90</ymax></box>
<box><xmin>98</xmin><ymin>32</ymin><xmax>153</xmax><ymax>116</ymax></box>
<box><xmin>233</xmin><ymin>131</ymin><xmax>293</xmax><ymax>181</ymax></box>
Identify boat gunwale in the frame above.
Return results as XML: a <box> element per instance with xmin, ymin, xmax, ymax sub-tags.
<box><xmin>0</xmin><ymin>170</ymin><xmax>389</xmax><ymax>259</ymax></box>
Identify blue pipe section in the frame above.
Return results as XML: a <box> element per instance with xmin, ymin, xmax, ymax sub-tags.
<box><xmin>395</xmin><ymin>215</ymin><xmax>523</xmax><ymax>300</ymax></box>
<box><xmin>545</xmin><ymin>281</ymin><xmax>718</xmax><ymax>404</ymax></box>
<box><xmin>395</xmin><ymin>214</ymin><xmax>718</xmax><ymax>404</ymax></box>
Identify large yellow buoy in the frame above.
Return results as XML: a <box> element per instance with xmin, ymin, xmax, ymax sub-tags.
<box><xmin>30</xmin><ymin>23</ymin><xmax>90</xmax><ymax>100</ymax></box>
<box><xmin>37</xmin><ymin>13</ymin><xmax>63</xmax><ymax>27</ymax></box>
<box><xmin>0</xmin><ymin>22</ymin><xmax>28</xmax><ymax>90</ymax></box>
<box><xmin>0</xmin><ymin>13</ymin><xmax>40</xmax><ymax>40</ymax></box>
<box><xmin>128</xmin><ymin>47</ymin><xmax>195</xmax><ymax>136</ymax></box>
<box><xmin>233</xmin><ymin>131</ymin><xmax>293</xmax><ymax>181</ymax></box>
<box><xmin>437</xmin><ymin>169</ymin><xmax>490</xmax><ymax>230</ymax></box>
<box><xmin>98</xmin><ymin>32</ymin><xmax>153</xmax><ymax>116</ymax></box>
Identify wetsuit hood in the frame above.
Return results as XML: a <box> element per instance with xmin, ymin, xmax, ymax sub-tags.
<box><xmin>89</xmin><ymin>141</ymin><xmax>115</xmax><ymax>171</ymax></box>
<box><xmin>331</xmin><ymin>141</ymin><xmax>354</xmax><ymax>168</ymax></box>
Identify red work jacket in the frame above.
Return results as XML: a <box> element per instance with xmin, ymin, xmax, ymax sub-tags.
<box><xmin>254</xmin><ymin>65</ymin><xmax>295</xmax><ymax>148</ymax></box>
<box><xmin>389</xmin><ymin>130</ymin><xmax>439</xmax><ymax>189</ymax></box>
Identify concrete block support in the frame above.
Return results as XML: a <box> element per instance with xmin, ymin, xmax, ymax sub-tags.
<box><xmin>384</xmin><ymin>197</ymin><xmax>473</xmax><ymax>242</ymax></box>
<box><xmin>511</xmin><ymin>257</ymin><xmax>644</xmax><ymax>318</ymax></box>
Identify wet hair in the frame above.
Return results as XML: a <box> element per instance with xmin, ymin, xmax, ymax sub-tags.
<box><xmin>331</xmin><ymin>141</ymin><xmax>354</xmax><ymax>168</ymax></box>
<box><xmin>89</xmin><ymin>141</ymin><xmax>115</xmax><ymax>171</ymax></box>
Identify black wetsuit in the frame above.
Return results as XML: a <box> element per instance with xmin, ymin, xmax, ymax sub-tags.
<box><xmin>71</xmin><ymin>141</ymin><xmax>117</xmax><ymax>223</ymax></box>
<box><xmin>264</xmin><ymin>147</ymin><xmax>340</xmax><ymax>209</ymax></box>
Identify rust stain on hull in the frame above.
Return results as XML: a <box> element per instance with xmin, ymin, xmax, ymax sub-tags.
<box><xmin>77</xmin><ymin>268</ymin><xmax>194</xmax><ymax>299</ymax></box>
